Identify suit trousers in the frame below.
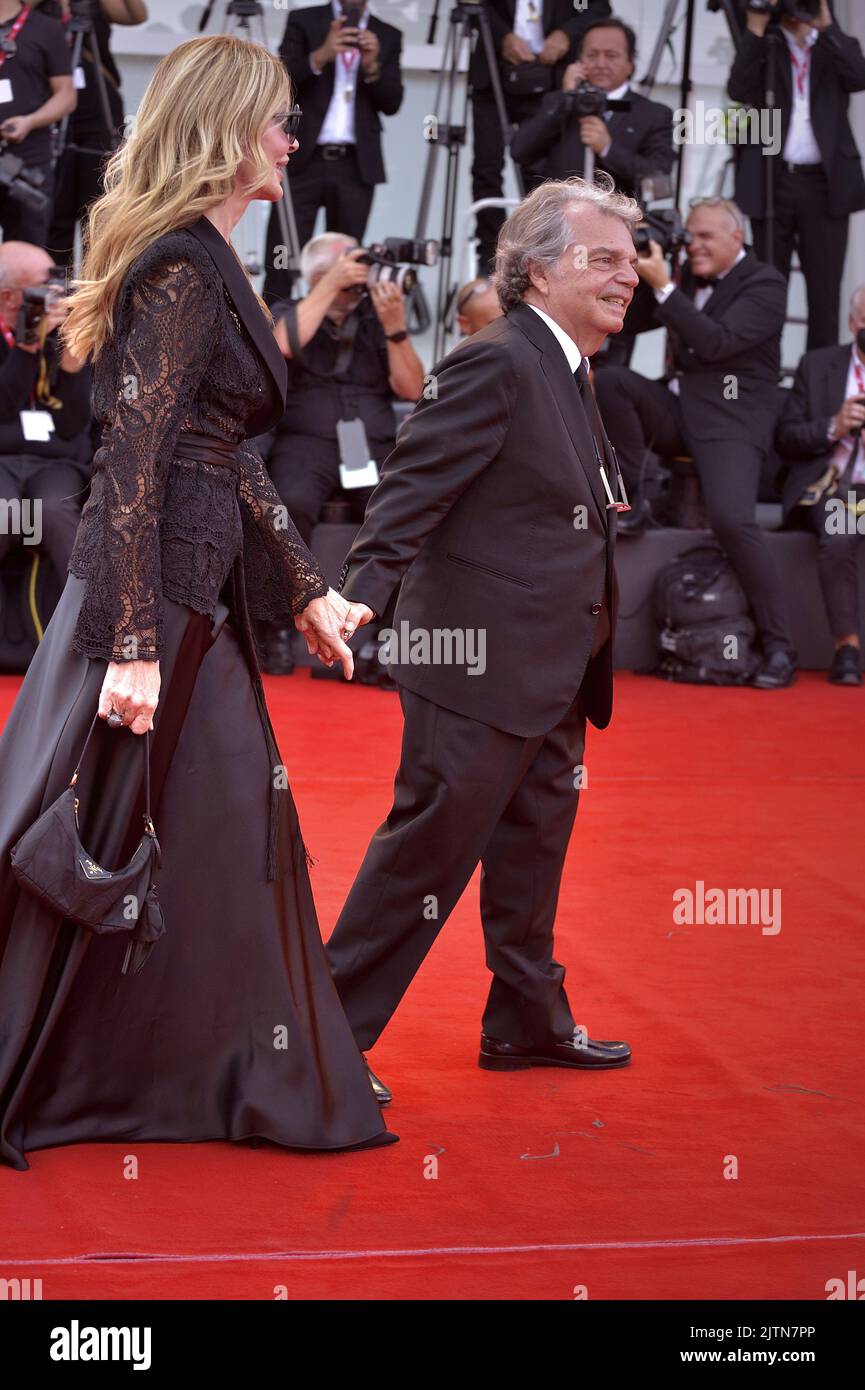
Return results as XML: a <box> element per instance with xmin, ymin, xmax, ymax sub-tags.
<box><xmin>596</xmin><ymin>367</ymin><xmax>794</xmax><ymax>654</ymax></box>
<box><xmin>263</xmin><ymin>148</ymin><xmax>375</xmax><ymax>304</ymax></box>
<box><xmin>794</xmin><ymin>491</ymin><xmax>863</xmax><ymax>640</ymax></box>
<box><xmin>0</xmin><ymin>454</ymin><xmax>88</xmax><ymax>579</ymax></box>
<box><xmin>326</xmin><ymin>683</ymin><xmax>588</xmax><ymax>1051</ymax></box>
<box><xmin>267</xmin><ymin>433</ymin><xmax>377</xmax><ymax>546</ymax></box>
<box><xmin>471</xmin><ymin>90</ymin><xmax>550</xmax><ymax>275</ymax></box>
<box><xmin>750</xmin><ymin>166</ymin><xmax>848</xmax><ymax>352</ymax></box>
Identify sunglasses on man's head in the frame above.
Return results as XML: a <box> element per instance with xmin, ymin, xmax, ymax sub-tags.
<box><xmin>275</xmin><ymin>106</ymin><xmax>303</xmax><ymax>138</ymax></box>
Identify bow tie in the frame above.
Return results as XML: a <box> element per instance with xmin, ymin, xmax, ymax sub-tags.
<box><xmin>693</xmin><ymin>275</ymin><xmax>720</xmax><ymax>291</ymax></box>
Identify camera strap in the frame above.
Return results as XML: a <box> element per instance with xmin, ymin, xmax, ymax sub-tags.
<box><xmin>279</xmin><ymin>300</ymin><xmax>362</xmax><ymax>380</ymax></box>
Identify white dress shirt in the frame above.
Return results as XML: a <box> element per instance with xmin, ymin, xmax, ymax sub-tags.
<box><xmin>513</xmin><ymin>0</ymin><xmax>544</xmax><ymax>56</ymax></box>
<box><xmin>525</xmin><ymin>302</ymin><xmax>587</xmax><ymax>376</ymax></box>
<box><xmin>313</xmin><ymin>1</ymin><xmax>370</xmax><ymax>146</ymax></box>
<box><xmin>782</xmin><ymin>26</ymin><xmax>822</xmax><ymax>166</ymax></box>
<box><xmin>829</xmin><ymin>346</ymin><xmax>865</xmax><ymax>485</ymax></box>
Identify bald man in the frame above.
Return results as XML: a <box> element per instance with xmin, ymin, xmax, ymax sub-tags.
<box><xmin>0</xmin><ymin>241</ymin><xmax>93</xmax><ymax>591</ymax></box>
<box><xmin>455</xmin><ymin>278</ymin><xmax>503</xmax><ymax>337</ymax></box>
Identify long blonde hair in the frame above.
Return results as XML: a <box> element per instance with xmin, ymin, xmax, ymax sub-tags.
<box><xmin>62</xmin><ymin>34</ymin><xmax>292</xmax><ymax>363</ymax></box>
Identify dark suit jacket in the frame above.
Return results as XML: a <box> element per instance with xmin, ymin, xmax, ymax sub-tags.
<box><xmin>511</xmin><ymin>87</ymin><xmax>674</xmax><ymax>197</ymax></box>
<box><xmin>651</xmin><ymin>251</ymin><xmax>787</xmax><ymax>448</ymax></box>
<box><xmin>775</xmin><ymin>343</ymin><xmax>856</xmax><ymax>520</ymax></box>
<box><xmin>727</xmin><ymin>20</ymin><xmax>865</xmax><ymax>219</ymax></box>
<box><xmin>469</xmin><ymin>0</ymin><xmax>611</xmax><ymax>92</ymax></box>
<box><xmin>279</xmin><ymin>4</ymin><xmax>403</xmax><ymax>186</ymax></box>
<box><xmin>338</xmin><ymin>302</ymin><xmax>619</xmax><ymax>736</ymax></box>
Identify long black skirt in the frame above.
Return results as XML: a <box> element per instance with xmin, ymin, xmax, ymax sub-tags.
<box><xmin>0</xmin><ymin>574</ymin><xmax>397</xmax><ymax>1170</ymax></box>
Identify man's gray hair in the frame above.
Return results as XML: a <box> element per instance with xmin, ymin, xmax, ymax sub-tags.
<box><xmin>850</xmin><ymin>284</ymin><xmax>865</xmax><ymax>317</ymax></box>
<box><xmin>491</xmin><ymin>174</ymin><xmax>642</xmax><ymax>313</ymax></box>
<box><xmin>300</xmin><ymin>231</ymin><xmax>358</xmax><ymax>284</ymax></box>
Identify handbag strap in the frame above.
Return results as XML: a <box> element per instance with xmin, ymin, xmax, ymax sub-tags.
<box><xmin>69</xmin><ymin>712</ymin><xmax>156</xmax><ymax>836</ymax></box>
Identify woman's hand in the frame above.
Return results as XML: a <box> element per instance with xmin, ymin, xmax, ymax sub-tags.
<box><xmin>294</xmin><ymin>588</ymin><xmax>372</xmax><ymax>679</ymax></box>
<box><xmin>98</xmin><ymin>659</ymin><xmax>161</xmax><ymax>735</ymax></box>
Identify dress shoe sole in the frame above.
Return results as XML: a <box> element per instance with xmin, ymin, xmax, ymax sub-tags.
<box><xmin>478</xmin><ymin>1051</ymin><xmax>631</xmax><ymax>1072</ymax></box>
<box><xmin>829</xmin><ymin>674</ymin><xmax>861</xmax><ymax>686</ymax></box>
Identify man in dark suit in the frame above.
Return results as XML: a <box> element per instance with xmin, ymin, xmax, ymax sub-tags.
<box><xmin>470</xmin><ymin>0</ymin><xmax>611</xmax><ymax>274</ymax></box>
<box><xmin>775</xmin><ymin>285</ymin><xmax>865</xmax><ymax>686</ymax></box>
<box><xmin>511</xmin><ymin>15</ymin><xmax>674</xmax><ymax>365</ymax></box>
<box><xmin>595</xmin><ymin>197</ymin><xmax>797</xmax><ymax>689</ymax></box>
<box><xmin>327</xmin><ymin>176</ymin><xmax>641</xmax><ymax>1100</ymax></box>
<box><xmin>263</xmin><ymin>1</ymin><xmax>403</xmax><ymax>304</ymax></box>
<box><xmin>727</xmin><ymin>0</ymin><xmax>865</xmax><ymax>350</ymax></box>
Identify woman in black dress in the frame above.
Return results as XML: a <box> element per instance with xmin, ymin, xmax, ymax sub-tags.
<box><xmin>0</xmin><ymin>34</ymin><xmax>395</xmax><ymax>1170</ymax></box>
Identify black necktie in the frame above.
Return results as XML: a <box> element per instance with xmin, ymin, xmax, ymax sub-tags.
<box><xmin>574</xmin><ymin>358</ymin><xmax>590</xmax><ymax>392</ymax></box>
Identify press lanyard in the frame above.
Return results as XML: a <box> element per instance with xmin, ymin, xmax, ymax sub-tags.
<box><xmin>0</xmin><ymin>5</ymin><xmax>31</xmax><ymax>70</ymax></box>
<box><xmin>854</xmin><ymin>358</ymin><xmax>865</xmax><ymax>397</ymax></box>
<box><xmin>789</xmin><ymin>44</ymin><xmax>811</xmax><ymax>100</ymax></box>
<box><xmin>0</xmin><ymin>307</ymin><xmax>38</xmax><ymax>411</ymax></box>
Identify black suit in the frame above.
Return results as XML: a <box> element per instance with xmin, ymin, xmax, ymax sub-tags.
<box><xmin>776</xmin><ymin>344</ymin><xmax>863</xmax><ymax>640</ymax></box>
<box><xmin>727</xmin><ymin>17</ymin><xmax>865</xmax><ymax>349</ymax></box>
<box><xmin>512</xmin><ymin>86</ymin><xmax>674</xmax><ymax>360</ymax></box>
<box><xmin>326</xmin><ymin>303</ymin><xmax>620</xmax><ymax>1049</ymax></box>
<box><xmin>596</xmin><ymin>251</ymin><xmax>794</xmax><ymax>655</ymax></box>
<box><xmin>263</xmin><ymin>4</ymin><xmax>403</xmax><ymax>302</ymax></box>
<box><xmin>471</xmin><ymin>0</ymin><xmax>611</xmax><ymax>271</ymax></box>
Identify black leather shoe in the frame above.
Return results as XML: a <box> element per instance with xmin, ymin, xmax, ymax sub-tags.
<box><xmin>829</xmin><ymin>644</ymin><xmax>862</xmax><ymax>686</ymax></box>
<box><xmin>258</xmin><ymin>626</ymin><xmax>295</xmax><ymax>676</ymax></box>
<box><xmin>363</xmin><ymin>1055</ymin><xmax>392</xmax><ymax>1105</ymax></box>
<box><xmin>478</xmin><ymin>1029</ymin><xmax>631</xmax><ymax>1071</ymax></box>
<box><xmin>615</xmin><ymin>498</ymin><xmax>650</xmax><ymax>535</ymax></box>
<box><xmin>751</xmin><ymin>650</ymin><xmax>796</xmax><ymax>689</ymax></box>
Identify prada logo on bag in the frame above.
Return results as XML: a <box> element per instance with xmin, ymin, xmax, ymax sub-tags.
<box><xmin>79</xmin><ymin>855</ymin><xmax>113</xmax><ymax>880</ymax></box>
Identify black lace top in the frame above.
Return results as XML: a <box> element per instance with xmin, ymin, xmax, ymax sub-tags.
<box><xmin>67</xmin><ymin>228</ymin><xmax>329</xmax><ymax>663</ymax></box>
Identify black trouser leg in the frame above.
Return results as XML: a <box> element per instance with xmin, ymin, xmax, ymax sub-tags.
<box><xmin>262</xmin><ymin>160</ymin><xmax>326</xmax><ymax>304</ymax></box>
<box><xmin>327</xmin><ymin>687</ymin><xmax>548</xmax><ymax>1051</ymax></box>
<box><xmin>47</xmin><ymin>146</ymin><xmax>109</xmax><ymax>269</ymax></box>
<box><xmin>471</xmin><ymin>89</ymin><xmax>508</xmax><ymax>274</ymax></box>
<box><xmin>323</xmin><ymin>153</ymin><xmax>374</xmax><ymax>241</ymax></box>
<box><xmin>792</xmin><ymin>174</ymin><xmax>848</xmax><ymax>351</ymax></box>
<box><xmin>797</xmin><ymin>497</ymin><xmax>862</xmax><ymax>639</ymax></box>
<box><xmin>25</xmin><ymin>460</ymin><xmax>88</xmax><ymax>579</ymax></box>
<box><xmin>267</xmin><ymin>435</ymin><xmax>341</xmax><ymax>546</ymax></box>
<box><xmin>594</xmin><ymin>367</ymin><xmax>686</xmax><ymax>496</ymax></box>
<box><xmin>693</xmin><ymin>440</ymin><xmax>794</xmax><ymax>655</ymax></box>
<box><xmin>479</xmin><ymin>695</ymin><xmax>586</xmax><ymax>1046</ymax></box>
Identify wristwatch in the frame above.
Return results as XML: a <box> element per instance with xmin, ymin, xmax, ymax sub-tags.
<box><xmin>385</xmin><ymin>329</ymin><xmax>408</xmax><ymax>342</ymax></box>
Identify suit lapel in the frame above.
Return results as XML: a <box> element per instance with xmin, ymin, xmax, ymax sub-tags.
<box><xmin>824</xmin><ymin>345</ymin><xmax>852</xmax><ymax>414</ymax></box>
<box><xmin>509</xmin><ymin>304</ymin><xmax>608</xmax><ymax>524</ymax></box>
<box><xmin>701</xmin><ymin>251</ymin><xmax>753</xmax><ymax>320</ymax></box>
<box><xmin>185</xmin><ymin>214</ymin><xmax>287</xmax><ymax>424</ymax></box>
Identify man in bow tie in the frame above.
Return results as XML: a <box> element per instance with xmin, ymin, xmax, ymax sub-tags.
<box><xmin>595</xmin><ymin>197</ymin><xmax>798</xmax><ymax>689</ymax></box>
<box><xmin>328</xmin><ymin>176</ymin><xmax>640</xmax><ymax>1102</ymax></box>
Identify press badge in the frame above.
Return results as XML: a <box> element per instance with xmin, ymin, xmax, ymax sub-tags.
<box><xmin>336</xmin><ymin>418</ymin><xmax>380</xmax><ymax>490</ymax></box>
<box><xmin>20</xmin><ymin>410</ymin><xmax>54</xmax><ymax>442</ymax></box>
<box><xmin>0</xmin><ymin>80</ymin><xmax>13</xmax><ymax>105</ymax></box>
<box><xmin>74</xmin><ymin>67</ymin><xmax>86</xmax><ymax>90</ymax></box>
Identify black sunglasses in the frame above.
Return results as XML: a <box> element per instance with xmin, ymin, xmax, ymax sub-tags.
<box><xmin>276</xmin><ymin>106</ymin><xmax>303</xmax><ymax>138</ymax></box>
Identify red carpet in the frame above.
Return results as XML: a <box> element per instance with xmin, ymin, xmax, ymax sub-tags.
<box><xmin>1</xmin><ymin>670</ymin><xmax>862</xmax><ymax>1300</ymax></box>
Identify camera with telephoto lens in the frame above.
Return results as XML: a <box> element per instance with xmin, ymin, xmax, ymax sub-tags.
<box><xmin>633</xmin><ymin>176</ymin><xmax>692</xmax><ymax>258</ymax></box>
<box><xmin>0</xmin><ymin>138</ymin><xmax>49</xmax><ymax>213</ymax></box>
<box><xmin>17</xmin><ymin>269</ymin><xmax>67</xmax><ymax>349</ymax></box>
<box><xmin>359</xmin><ymin>237</ymin><xmax>440</xmax><ymax>294</ymax></box>
<box><xmin>744</xmin><ymin>0</ymin><xmax>821</xmax><ymax>19</ymax></box>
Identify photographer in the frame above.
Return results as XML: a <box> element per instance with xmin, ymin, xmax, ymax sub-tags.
<box><xmin>775</xmin><ymin>284</ymin><xmax>865</xmax><ymax>685</ymax></box>
<box><xmin>511</xmin><ymin>16</ymin><xmax>674</xmax><ymax>365</ymax></box>
<box><xmin>0</xmin><ymin>239</ymin><xmax>92</xmax><ymax>590</ymax></box>
<box><xmin>455</xmin><ymin>276</ymin><xmax>502</xmax><ymax>336</ymax></box>
<box><xmin>263</xmin><ymin>1</ymin><xmax>404</xmax><ymax>305</ymax></box>
<box><xmin>0</xmin><ymin>0</ymin><xmax>76</xmax><ymax>246</ymax></box>
<box><xmin>470</xmin><ymin>0</ymin><xmax>611</xmax><ymax>275</ymax></box>
<box><xmin>727</xmin><ymin>0</ymin><xmax>865</xmax><ymax>350</ymax></box>
<box><xmin>260</xmin><ymin>231</ymin><xmax>424</xmax><ymax>674</ymax></box>
<box><xmin>46</xmin><ymin>1</ymin><xmax>149</xmax><ymax>271</ymax></box>
<box><xmin>594</xmin><ymin>197</ymin><xmax>798</xmax><ymax>689</ymax></box>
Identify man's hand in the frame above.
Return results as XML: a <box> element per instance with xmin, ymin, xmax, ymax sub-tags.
<box><xmin>312</xmin><ymin>17</ymin><xmax>360</xmax><ymax>67</ymax></box>
<box><xmin>579</xmin><ymin>115</ymin><xmax>610</xmax><ymax>154</ymax></box>
<box><xmin>370</xmin><ymin>280</ymin><xmax>406</xmax><ymax>335</ymax></box>
<box><xmin>340</xmin><ymin>602</ymin><xmax>376</xmax><ymax>639</ymax></box>
<box><xmin>0</xmin><ymin>115</ymin><xmax>33</xmax><ymax>143</ymax></box>
<box><xmin>539</xmin><ymin>28</ymin><xmax>570</xmax><ymax>66</ymax></box>
<box><xmin>98</xmin><ymin>659</ymin><xmax>161</xmax><ymax>736</ymax></box>
<box><xmin>831</xmin><ymin>396</ymin><xmax>865</xmax><ymax>439</ymax></box>
<box><xmin>358</xmin><ymin>28</ymin><xmax>380</xmax><ymax>72</ymax></box>
<box><xmin>814</xmin><ymin>0</ymin><xmax>833</xmax><ymax>29</ymax></box>
<box><xmin>501</xmin><ymin>32</ymin><xmax>535</xmax><ymax>65</ymax></box>
<box><xmin>562</xmin><ymin>60</ymin><xmax>588</xmax><ymax>92</ymax></box>
<box><xmin>745</xmin><ymin>0</ymin><xmax>776</xmax><ymax>36</ymax></box>
<box><xmin>294</xmin><ymin>588</ymin><xmax>357</xmax><ymax>679</ymax></box>
<box><xmin>635</xmin><ymin>239</ymin><xmax>672</xmax><ymax>292</ymax></box>
<box><xmin>322</xmin><ymin>246</ymin><xmax>370</xmax><ymax>296</ymax></box>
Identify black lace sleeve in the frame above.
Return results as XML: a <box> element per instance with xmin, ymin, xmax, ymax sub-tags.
<box><xmin>71</xmin><ymin>248</ymin><xmax>220</xmax><ymax>663</ymax></box>
<box><xmin>236</xmin><ymin>438</ymin><xmax>329</xmax><ymax>622</ymax></box>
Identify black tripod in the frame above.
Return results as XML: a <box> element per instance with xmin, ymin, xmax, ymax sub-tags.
<box><xmin>54</xmin><ymin>0</ymin><xmax>120</xmax><ymax>165</ymax></box>
<box><xmin>415</xmin><ymin>0</ymin><xmax>523</xmax><ymax>360</ymax></box>
<box><xmin>199</xmin><ymin>0</ymin><xmax>302</xmax><ymax>291</ymax></box>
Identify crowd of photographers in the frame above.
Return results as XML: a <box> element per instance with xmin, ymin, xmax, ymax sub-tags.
<box><xmin>1</xmin><ymin>0</ymin><xmax>864</xmax><ymax>686</ymax></box>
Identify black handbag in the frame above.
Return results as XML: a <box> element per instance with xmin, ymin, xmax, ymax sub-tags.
<box><xmin>10</xmin><ymin>712</ymin><xmax>165</xmax><ymax>976</ymax></box>
<box><xmin>499</xmin><ymin>60</ymin><xmax>555</xmax><ymax>98</ymax></box>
